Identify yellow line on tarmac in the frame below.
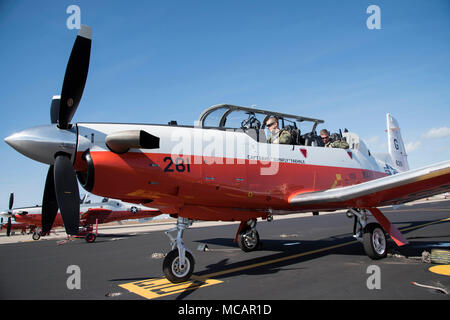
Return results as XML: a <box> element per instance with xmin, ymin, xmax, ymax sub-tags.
<box><xmin>197</xmin><ymin>240</ymin><xmax>358</xmax><ymax>280</ymax></box>
<box><xmin>382</xmin><ymin>208</ymin><xmax>450</xmax><ymax>213</ymax></box>
<box><xmin>397</xmin><ymin>217</ymin><xmax>450</xmax><ymax>233</ymax></box>
<box><xmin>198</xmin><ymin>216</ymin><xmax>450</xmax><ymax>280</ymax></box>
<box><xmin>119</xmin><ymin>216</ymin><xmax>449</xmax><ymax>299</ymax></box>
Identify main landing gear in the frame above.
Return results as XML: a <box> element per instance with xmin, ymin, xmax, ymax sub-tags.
<box><xmin>347</xmin><ymin>208</ymin><xmax>387</xmax><ymax>259</ymax></box>
<box><xmin>237</xmin><ymin>219</ymin><xmax>260</xmax><ymax>252</ymax></box>
<box><xmin>163</xmin><ymin>217</ymin><xmax>195</xmax><ymax>283</ymax></box>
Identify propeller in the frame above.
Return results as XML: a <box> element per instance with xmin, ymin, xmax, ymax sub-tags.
<box><xmin>40</xmin><ymin>25</ymin><xmax>92</xmax><ymax>235</ymax></box>
<box><xmin>2</xmin><ymin>193</ymin><xmax>14</xmax><ymax>236</ymax></box>
<box><xmin>6</xmin><ymin>218</ymin><xmax>11</xmax><ymax>236</ymax></box>
<box><xmin>4</xmin><ymin>26</ymin><xmax>92</xmax><ymax>236</ymax></box>
<box><xmin>58</xmin><ymin>26</ymin><xmax>92</xmax><ymax>129</ymax></box>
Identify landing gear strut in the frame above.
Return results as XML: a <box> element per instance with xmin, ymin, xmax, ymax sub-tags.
<box><xmin>163</xmin><ymin>217</ymin><xmax>195</xmax><ymax>283</ymax></box>
<box><xmin>347</xmin><ymin>208</ymin><xmax>387</xmax><ymax>259</ymax></box>
<box><xmin>237</xmin><ymin>219</ymin><xmax>260</xmax><ymax>252</ymax></box>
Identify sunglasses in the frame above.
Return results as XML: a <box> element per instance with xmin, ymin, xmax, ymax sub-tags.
<box><xmin>266</xmin><ymin>122</ymin><xmax>276</xmax><ymax>128</ymax></box>
<box><xmin>321</xmin><ymin>136</ymin><xmax>329</xmax><ymax>140</ymax></box>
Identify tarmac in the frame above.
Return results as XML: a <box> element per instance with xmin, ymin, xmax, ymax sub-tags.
<box><xmin>1</xmin><ymin>197</ymin><xmax>449</xmax><ymax>302</ymax></box>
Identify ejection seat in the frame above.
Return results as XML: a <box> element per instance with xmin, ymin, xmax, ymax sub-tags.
<box><xmin>302</xmin><ymin>133</ymin><xmax>324</xmax><ymax>147</ymax></box>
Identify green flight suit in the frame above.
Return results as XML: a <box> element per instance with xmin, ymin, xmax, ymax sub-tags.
<box><xmin>325</xmin><ymin>139</ymin><xmax>349</xmax><ymax>149</ymax></box>
<box><xmin>268</xmin><ymin>129</ymin><xmax>292</xmax><ymax>144</ymax></box>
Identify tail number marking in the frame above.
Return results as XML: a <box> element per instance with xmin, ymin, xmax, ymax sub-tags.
<box><xmin>163</xmin><ymin>157</ymin><xmax>191</xmax><ymax>173</ymax></box>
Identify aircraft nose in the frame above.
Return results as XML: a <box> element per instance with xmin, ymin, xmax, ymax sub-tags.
<box><xmin>4</xmin><ymin>125</ymin><xmax>77</xmax><ymax>165</ymax></box>
<box><xmin>4</xmin><ymin>134</ymin><xmax>14</xmax><ymax>147</ymax></box>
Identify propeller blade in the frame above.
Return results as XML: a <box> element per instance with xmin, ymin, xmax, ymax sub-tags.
<box><xmin>7</xmin><ymin>217</ymin><xmax>11</xmax><ymax>236</ymax></box>
<box><xmin>50</xmin><ymin>95</ymin><xmax>61</xmax><ymax>124</ymax></box>
<box><xmin>42</xmin><ymin>165</ymin><xmax>59</xmax><ymax>234</ymax></box>
<box><xmin>9</xmin><ymin>193</ymin><xmax>14</xmax><ymax>210</ymax></box>
<box><xmin>54</xmin><ymin>155</ymin><xmax>80</xmax><ymax>235</ymax></box>
<box><xmin>58</xmin><ymin>25</ymin><xmax>92</xmax><ymax>129</ymax></box>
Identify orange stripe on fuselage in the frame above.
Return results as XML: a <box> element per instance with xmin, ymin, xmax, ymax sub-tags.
<box><xmin>14</xmin><ymin>214</ymin><xmax>64</xmax><ymax>228</ymax></box>
<box><xmin>78</xmin><ymin>151</ymin><xmax>385</xmax><ymax>214</ymax></box>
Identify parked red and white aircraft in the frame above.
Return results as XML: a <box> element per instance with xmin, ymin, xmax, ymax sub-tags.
<box><xmin>5</xmin><ymin>26</ymin><xmax>450</xmax><ymax>283</ymax></box>
<box><xmin>1</xmin><ymin>193</ymin><xmax>161</xmax><ymax>241</ymax></box>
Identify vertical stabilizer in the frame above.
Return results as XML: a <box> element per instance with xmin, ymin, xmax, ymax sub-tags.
<box><xmin>387</xmin><ymin>113</ymin><xmax>409</xmax><ymax>172</ymax></box>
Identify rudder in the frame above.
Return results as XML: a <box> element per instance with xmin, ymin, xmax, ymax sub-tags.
<box><xmin>386</xmin><ymin>113</ymin><xmax>409</xmax><ymax>172</ymax></box>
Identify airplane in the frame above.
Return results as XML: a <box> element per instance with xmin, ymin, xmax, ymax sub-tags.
<box><xmin>1</xmin><ymin>193</ymin><xmax>162</xmax><ymax>241</ymax></box>
<box><xmin>1</xmin><ymin>193</ymin><xmax>88</xmax><ymax>237</ymax></box>
<box><xmin>4</xmin><ymin>25</ymin><xmax>450</xmax><ymax>283</ymax></box>
<box><xmin>0</xmin><ymin>220</ymin><xmax>30</xmax><ymax>236</ymax></box>
<box><xmin>0</xmin><ymin>205</ymin><xmax>30</xmax><ymax>236</ymax></box>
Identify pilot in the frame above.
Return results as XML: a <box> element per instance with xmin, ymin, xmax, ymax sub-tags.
<box><xmin>266</xmin><ymin>116</ymin><xmax>292</xmax><ymax>144</ymax></box>
<box><xmin>320</xmin><ymin>129</ymin><xmax>349</xmax><ymax>149</ymax></box>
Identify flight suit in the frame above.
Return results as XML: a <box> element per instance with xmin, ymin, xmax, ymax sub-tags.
<box><xmin>325</xmin><ymin>139</ymin><xmax>349</xmax><ymax>149</ymax></box>
<box><xmin>268</xmin><ymin>129</ymin><xmax>292</xmax><ymax>144</ymax></box>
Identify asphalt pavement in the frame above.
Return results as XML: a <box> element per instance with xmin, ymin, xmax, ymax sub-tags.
<box><xmin>1</xmin><ymin>200</ymin><xmax>449</xmax><ymax>302</ymax></box>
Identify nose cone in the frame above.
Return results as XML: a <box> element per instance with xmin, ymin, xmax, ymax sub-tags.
<box><xmin>5</xmin><ymin>125</ymin><xmax>77</xmax><ymax>165</ymax></box>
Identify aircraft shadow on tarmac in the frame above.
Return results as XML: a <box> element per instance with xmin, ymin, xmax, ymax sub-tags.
<box><xmin>110</xmin><ymin>218</ymin><xmax>449</xmax><ymax>300</ymax></box>
<box><xmin>163</xmin><ymin>218</ymin><xmax>447</xmax><ymax>300</ymax></box>
<box><xmin>197</xmin><ymin>218</ymin><xmax>449</xmax><ymax>252</ymax></box>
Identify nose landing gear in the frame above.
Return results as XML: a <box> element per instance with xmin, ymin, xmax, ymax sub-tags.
<box><xmin>163</xmin><ymin>217</ymin><xmax>195</xmax><ymax>283</ymax></box>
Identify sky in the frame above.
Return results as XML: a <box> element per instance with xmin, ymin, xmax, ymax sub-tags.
<box><xmin>0</xmin><ymin>0</ymin><xmax>449</xmax><ymax>209</ymax></box>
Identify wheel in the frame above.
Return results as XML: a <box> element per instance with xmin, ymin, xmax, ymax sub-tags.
<box><xmin>32</xmin><ymin>232</ymin><xmax>41</xmax><ymax>241</ymax></box>
<box><xmin>85</xmin><ymin>233</ymin><xmax>96</xmax><ymax>243</ymax></box>
<box><xmin>312</xmin><ymin>211</ymin><xmax>319</xmax><ymax>216</ymax></box>
<box><xmin>238</xmin><ymin>227</ymin><xmax>260</xmax><ymax>252</ymax></box>
<box><xmin>363</xmin><ymin>223</ymin><xmax>387</xmax><ymax>259</ymax></box>
<box><xmin>163</xmin><ymin>249</ymin><xmax>195</xmax><ymax>283</ymax></box>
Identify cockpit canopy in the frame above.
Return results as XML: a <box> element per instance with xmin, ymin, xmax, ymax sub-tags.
<box><xmin>197</xmin><ymin>104</ymin><xmax>324</xmax><ymax>130</ymax></box>
<box><xmin>196</xmin><ymin>104</ymin><xmax>328</xmax><ymax>145</ymax></box>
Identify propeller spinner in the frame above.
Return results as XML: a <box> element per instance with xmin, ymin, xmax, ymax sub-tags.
<box><xmin>4</xmin><ymin>26</ymin><xmax>92</xmax><ymax>235</ymax></box>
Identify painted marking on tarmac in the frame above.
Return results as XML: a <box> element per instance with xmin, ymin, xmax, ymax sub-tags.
<box><xmin>396</xmin><ymin>217</ymin><xmax>450</xmax><ymax>233</ymax></box>
<box><xmin>119</xmin><ymin>216</ymin><xmax>450</xmax><ymax>299</ymax></box>
<box><xmin>429</xmin><ymin>265</ymin><xmax>450</xmax><ymax>276</ymax></box>
<box><xmin>118</xmin><ymin>240</ymin><xmax>357</xmax><ymax>300</ymax></box>
<box><xmin>119</xmin><ymin>276</ymin><xmax>223</xmax><ymax>300</ymax></box>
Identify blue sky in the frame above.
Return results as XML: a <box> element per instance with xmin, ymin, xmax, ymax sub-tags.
<box><xmin>1</xmin><ymin>0</ymin><xmax>449</xmax><ymax>209</ymax></box>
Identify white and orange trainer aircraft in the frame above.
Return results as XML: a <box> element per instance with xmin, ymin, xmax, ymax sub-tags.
<box><xmin>5</xmin><ymin>26</ymin><xmax>450</xmax><ymax>283</ymax></box>
<box><xmin>0</xmin><ymin>193</ymin><xmax>161</xmax><ymax>241</ymax></box>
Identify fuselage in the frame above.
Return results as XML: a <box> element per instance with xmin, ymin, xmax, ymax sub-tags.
<box><xmin>74</xmin><ymin>123</ymin><xmax>388</xmax><ymax>219</ymax></box>
<box><xmin>8</xmin><ymin>199</ymin><xmax>159</xmax><ymax>228</ymax></box>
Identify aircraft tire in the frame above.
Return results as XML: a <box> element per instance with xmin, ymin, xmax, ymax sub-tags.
<box><xmin>163</xmin><ymin>249</ymin><xmax>195</xmax><ymax>283</ymax></box>
<box><xmin>32</xmin><ymin>232</ymin><xmax>41</xmax><ymax>241</ymax></box>
<box><xmin>238</xmin><ymin>227</ymin><xmax>260</xmax><ymax>252</ymax></box>
<box><xmin>85</xmin><ymin>233</ymin><xmax>96</xmax><ymax>243</ymax></box>
<box><xmin>363</xmin><ymin>223</ymin><xmax>387</xmax><ymax>259</ymax></box>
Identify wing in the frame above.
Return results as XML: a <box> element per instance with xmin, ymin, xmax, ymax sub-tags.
<box><xmin>289</xmin><ymin>160</ymin><xmax>450</xmax><ymax>209</ymax></box>
<box><xmin>81</xmin><ymin>207</ymin><xmax>162</xmax><ymax>225</ymax></box>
